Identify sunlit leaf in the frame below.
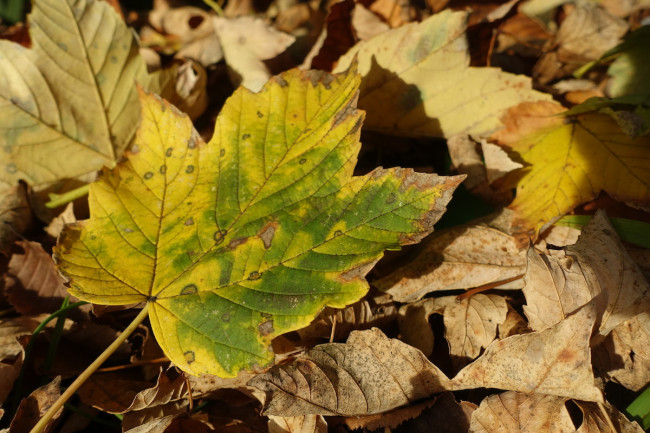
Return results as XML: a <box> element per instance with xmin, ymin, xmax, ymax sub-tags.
<box><xmin>55</xmin><ymin>67</ymin><xmax>462</xmax><ymax>377</ymax></box>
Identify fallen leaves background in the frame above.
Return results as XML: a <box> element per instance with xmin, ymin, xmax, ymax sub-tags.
<box><xmin>1</xmin><ymin>0</ymin><xmax>649</xmax><ymax>432</ymax></box>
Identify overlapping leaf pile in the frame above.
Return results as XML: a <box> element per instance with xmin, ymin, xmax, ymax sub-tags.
<box><xmin>0</xmin><ymin>0</ymin><xmax>649</xmax><ymax>432</ymax></box>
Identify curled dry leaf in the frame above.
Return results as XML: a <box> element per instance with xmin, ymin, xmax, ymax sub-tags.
<box><xmin>44</xmin><ymin>203</ymin><xmax>76</xmax><ymax>239</ymax></box>
<box><xmin>268</xmin><ymin>415</ymin><xmax>327</xmax><ymax>433</ymax></box>
<box><xmin>4</xmin><ymin>240</ymin><xmax>71</xmax><ymax>316</ymax></box>
<box><xmin>9</xmin><ymin>376</ymin><xmax>62</xmax><ymax>433</ymax></box>
<box><xmin>575</xmin><ymin>401</ymin><xmax>645</xmax><ymax>433</ymax></box>
<box><xmin>249</xmin><ymin>328</ymin><xmax>451</xmax><ymax>416</ymax></box>
<box><xmin>534</xmin><ymin>4</ymin><xmax>628</xmax><ymax>84</ymax></box>
<box><xmin>480</xmin><ymin>140</ymin><xmax>523</xmax><ymax>184</ymax></box>
<box><xmin>375</xmin><ymin>223</ymin><xmax>526</xmax><ymax>302</ymax></box>
<box><xmin>0</xmin><ymin>182</ymin><xmax>32</xmax><ymax>256</ymax></box>
<box><xmin>296</xmin><ymin>293</ymin><xmax>397</xmax><ymax>342</ymax></box>
<box><xmin>444</xmin><ymin>294</ymin><xmax>508</xmax><ymax>369</ymax></box>
<box><xmin>333</xmin><ymin>9</ymin><xmax>550</xmax><ymax>138</ymax></box>
<box><xmin>452</xmin><ymin>304</ymin><xmax>603</xmax><ymax>402</ymax></box>
<box><xmin>469</xmin><ymin>391</ymin><xmax>574</xmax><ymax>433</ymax></box>
<box><xmin>390</xmin><ymin>393</ymin><xmax>475</xmax><ymax>433</ymax></box>
<box><xmin>522</xmin><ymin>246</ymin><xmax>595</xmax><ymax>332</ymax></box>
<box><xmin>398</xmin><ymin>296</ymin><xmax>455</xmax><ymax>357</ymax></box>
<box><xmin>214</xmin><ymin>16</ymin><xmax>295</xmax><ymax>91</ymax></box>
<box><xmin>566</xmin><ymin>211</ymin><xmax>650</xmax><ymax>339</ymax></box>
<box><xmin>123</xmin><ymin>414</ymin><xmax>213</xmax><ymax>433</ymax></box>
<box><xmin>593</xmin><ymin>313</ymin><xmax>650</xmax><ymax>391</ymax></box>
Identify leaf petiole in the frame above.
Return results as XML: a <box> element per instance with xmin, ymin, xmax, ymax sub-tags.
<box><xmin>29</xmin><ymin>304</ymin><xmax>150</xmax><ymax>433</ymax></box>
<box><xmin>45</xmin><ymin>184</ymin><xmax>90</xmax><ymax>208</ymax></box>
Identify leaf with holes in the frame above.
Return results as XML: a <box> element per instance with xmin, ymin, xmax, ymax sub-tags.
<box><xmin>0</xmin><ymin>0</ymin><xmax>172</xmax><ymax>192</ymax></box>
<box><xmin>54</xmin><ymin>67</ymin><xmax>463</xmax><ymax>377</ymax></box>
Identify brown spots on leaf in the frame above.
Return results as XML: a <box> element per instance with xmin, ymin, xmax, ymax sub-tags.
<box><xmin>242</xmin><ymin>134</ymin><xmax>250</xmax><ymax>140</ymax></box>
<box><xmin>248</xmin><ymin>271</ymin><xmax>262</xmax><ymax>281</ymax></box>
<box><xmin>299</xmin><ymin>158</ymin><xmax>307</xmax><ymax>165</ymax></box>
<box><xmin>181</xmin><ymin>284</ymin><xmax>198</xmax><ymax>295</ymax></box>
<box><xmin>258</xmin><ymin>319</ymin><xmax>274</xmax><ymax>336</ymax></box>
<box><xmin>165</xmin><ymin>147</ymin><xmax>173</xmax><ymax>157</ymax></box>
<box><xmin>221</xmin><ymin>313</ymin><xmax>230</xmax><ymax>322</ymax></box>
<box><xmin>184</xmin><ymin>217</ymin><xmax>195</xmax><ymax>226</ymax></box>
<box><xmin>214</xmin><ymin>230</ymin><xmax>227</xmax><ymax>244</ymax></box>
<box><xmin>557</xmin><ymin>347</ymin><xmax>578</xmax><ymax>363</ymax></box>
<box><xmin>228</xmin><ymin>237</ymin><xmax>248</xmax><ymax>249</ymax></box>
<box><xmin>257</xmin><ymin>111</ymin><xmax>264</xmax><ymax>118</ymax></box>
<box><xmin>159</xmin><ymin>165</ymin><xmax>167</xmax><ymax>174</ymax></box>
<box><xmin>184</xmin><ymin>351</ymin><xmax>195</xmax><ymax>364</ymax></box>
<box><xmin>188</xmin><ymin>138</ymin><xmax>197</xmax><ymax>149</ymax></box>
<box><xmin>185</xmin><ymin>165</ymin><xmax>194</xmax><ymax>174</ymax></box>
<box><xmin>6</xmin><ymin>164</ymin><xmax>17</xmax><ymax>173</ymax></box>
<box><xmin>385</xmin><ymin>193</ymin><xmax>396</xmax><ymax>204</ymax></box>
<box><xmin>144</xmin><ymin>172</ymin><xmax>153</xmax><ymax>179</ymax></box>
<box><xmin>220</xmin><ymin>149</ymin><xmax>226</xmax><ymax>157</ymax></box>
<box><xmin>258</xmin><ymin>222</ymin><xmax>277</xmax><ymax>249</ymax></box>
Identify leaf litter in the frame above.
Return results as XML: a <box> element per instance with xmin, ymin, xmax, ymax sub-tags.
<box><xmin>0</xmin><ymin>0</ymin><xmax>649</xmax><ymax>432</ymax></box>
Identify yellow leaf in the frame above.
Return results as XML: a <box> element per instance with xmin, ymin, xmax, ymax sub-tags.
<box><xmin>333</xmin><ymin>9</ymin><xmax>550</xmax><ymax>138</ymax></box>
<box><xmin>493</xmin><ymin>101</ymin><xmax>650</xmax><ymax>235</ymax></box>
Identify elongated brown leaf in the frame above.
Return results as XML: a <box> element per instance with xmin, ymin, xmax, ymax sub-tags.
<box><xmin>452</xmin><ymin>304</ymin><xmax>603</xmax><ymax>402</ymax></box>
<box><xmin>249</xmin><ymin>328</ymin><xmax>451</xmax><ymax>416</ymax></box>
<box><xmin>268</xmin><ymin>415</ymin><xmax>327</xmax><ymax>433</ymax></box>
<box><xmin>375</xmin><ymin>224</ymin><xmax>526</xmax><ymax>302</ymax></box>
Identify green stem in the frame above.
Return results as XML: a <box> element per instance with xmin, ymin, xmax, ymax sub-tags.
<box><xmin>42</xmin><ymin>297</ymin><xmax>70</xmax><ymax>383</ymax></box>
<box><xmin>29</xmin><ymin>305</ymin><xmax>150</xmax><ymax>433</ymax></box>
<box><xmin>46</xmin><ymin>184</ymin><xmax>90</xmax><ymax>208</ymax></box>
<box><xmin>10</xmin><ymin>301</ymin><xmax>89</xmax><ymax>417</ymax></box>
<box><xmin>202</xmin><ymin>0</ymin><xmax>224</xmax><ymax>16</ymax></box>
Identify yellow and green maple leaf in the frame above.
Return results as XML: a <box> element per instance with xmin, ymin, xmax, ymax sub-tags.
<box><xmin>55</xmin><ymin>67</ymin><xmax>463</xmax><ymax>377</ymax></box>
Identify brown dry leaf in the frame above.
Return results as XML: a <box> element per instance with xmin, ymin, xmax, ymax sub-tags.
<box><xmin>44</xmin><ymin>203</ymin><xmax>76</xmax><ymax>239</ymax></box>
<box><xmin>268</xmin><ymin>415</ymin><xmax>327</xmax><ymax>433</ymax></box>
<box><xmin>576</xmin><ymin>401</ymin><xmax>645</xmax><ymax>433</ymax></box>
<box><xmin>468</xmin><ymin>391</ymin><xmax>575</xmax><ymax>433</ymax></box>
<box><xmin>214</xmin><ymin>16</ymin><xmax>295</xmax><ymax>91</ymax></box>
<box><xmin>444</xmin><ymin>294</ymin><xmax>508</xmax><ymax>368</ymax></box>
<box><xmin>9</xmin><ymin>376</ymin><xmax>62</xmax><ymax>433</ymax></box>
<box><xmin>122</xmin><ymin>401</ymin><xmax>187</xmax><ymax>432</ymax></box>
<box><xmin>498</xmin><ymin>304</ymin><xmax>529</xmax><ymax>339</ymax></box>
<box><xmin>124</xmin><ymin>414</ymin><xmax>214</xmax><ymax>433</ymax></box>
<box><xmin>170</xmin><ymin>61</ymin><xmax>208</xmax><ymax>121</ymax></box>
<box><xmin>567</xmin><ymin>211</ymin><xmax>650</xmax><ymax>338</ymax></box>
<box><xmin>352</xmin><ymin>4</ymin><xmax>389</xmax><ymax>41</ymax></box>
<box><xmin>392</xmin><ymin>393</ymin><xmax>475</xmax><ymax>433</ymax></box>
<box><xmin>447</xmin><ymin>135</ymin><xmax>513</xmax><ymax>205</ymax></box>
<box><xmin>4</xmin><ymin>241</ymin><xmax>70</xmax><ymax>316</ymax></box>
<box><xmin>0</xmin><ymin>183</ymin><xmax>32</xmax><ymax>256</ymax></box>
<box><xmin>452</xmin><ymin>304</ymin><xmax>603</xmax><ymax>402</ymax></box>
<box><xmin>534</xmin><ymin>4</ymin><xmax>628</xmax><ymax>84</ymax></box>
<box><xmin>593</xmin><ymin>313</ymin><xmax>650</xmax><ymax>391</ymax></box>
<box><xmin>601</xmin><ymin>0</ymin><xmax>650</xmax><ymax>17</ymax></box>
<box><xmin>398</xmin><ymin>296</ymin><xmax>455</xmax><ymax>357</ymax></box>
<box><xmin>522</xmin><ymin>246</ymin><xmax>594</xmax><ymax>332</ymax></box>
<box><xmin>0</xmin><ymin>316</ymin><xmax>39</xmax><ymax>360</ymax></box>
<box><xmin>296</xmin><ymin>293</ymin><xmax>397</xmax><ymax>342</ymax></box>
<box><xmin>0</xmin><ymin>351</ymin><xmax>23</xmax><ymax>407</ymax></box>
<box><xmin>375</xmin><ymin>223</ymin><xmax>526</xmax><ymax>302</ymax></box>
<box><xmin>310</xmin><ymin>0</ymin><xmax>356</xmax><ymax>72</ymax></box>
<box><xmin>77</xmin><ymin>372</ymin><xmax>154</xmax><ymax>414</ymax></box>
<box><xmin>249</xmin><ymin>328</ymin><xmax>451</xmax><ymax>416</ymax></box>
<box><xmin>341</xmin><ymin>399</ymin><xmax>438</xmax><ymax>431</ymax></box>
<box><xmin>481</xmin><ymin>140</ymin><xmax>523</xmax><ymax>184</ymax></box>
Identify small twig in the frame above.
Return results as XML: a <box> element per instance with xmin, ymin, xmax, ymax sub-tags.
<box><xmin>456</xmin><ymin>274</ymin><xmax>524</xmax><ymax>301</ymax></box>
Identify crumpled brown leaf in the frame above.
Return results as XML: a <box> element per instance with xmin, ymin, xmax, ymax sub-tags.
<box><xmin>9</xmin><ymin>376</ymin><xmax>62</xmax><ymax>433</ymax></box>
<box><xmin>567</xmin><ymin>211</ymin><xmax>650</xmax><ymax>339</ymax></box>
<box><xmin>398</xmin><ymin>296</ymin><xmax>455</xmax><ymax>357</ymax></box>
<box><xmin>593</xmin><ymin>313</ymin><xmax>650</xmax><ymax>391</ymax></box>
<box><xmin>268</xmin><ymin>415</ymin><xmax>327</xmax><ymax>433</ymax></box>
<box><xmin>249</xmin><ymin>328</ymin><xmax>451</xmax><ymax>416</ymax></box>
<box><xmin>0</xmin><ymin>183</ymin><xmax>32</xmax><ymax>256</ymax></box>
<box><xmin>575</xmin><ymin>401</ymin><xmax>645</xmax><ymax>433</ymax></box>
<box><xmin>452</xmin><ymin>304</ymin><xmax>603</xmax><ymax>402</ymax></box>
<box><xmin>375</xmin><ymin>223</ymin><xmax>526</xmax><ymax>302</ymax></box>
<box><xmin>444</xmin><ymin>294</ymin><xmax>508</xmax><ymax>368</ymax></box>
<box><xmin>4</xmin><ymin>241</ymin><xmax>72</xmax><ymax>316</ymax></box>
<box><xmin>469</xmin><ymin>391</ymin><xmax>574</xmax><ymax>433</ymax></box>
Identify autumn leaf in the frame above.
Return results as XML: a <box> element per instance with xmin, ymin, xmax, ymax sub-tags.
<box><xmin>332</xmin><ymin>9</ymin><xmax>550</xmax><ymax>139</ymax></box>
<box><xmin>493</xmin><ymin>101</ymin><xmax>650</xmax><ymax>235</ymax></box>
<box><xmin>249</xmin><ymin>328</ymin><xmax>452</xmax><ymax>416</ymax></box>
<box><xmin>54</xmin><ymin>67</ymin><xmax>463</xmax><ymax>377</ymax></box>
<box><xmin>0</xmin><ymin>0</ymin><xmax>172</xmax><ymax>192</ymax></box>
<box><xmin>451</xmin><ymin>304</ymin><xmax>603</xmax><ymax>402</ymax></box>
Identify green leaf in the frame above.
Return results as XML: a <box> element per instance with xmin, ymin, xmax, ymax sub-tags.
<box><xmin>54</xmin><ymin>67</ymin><xmax>463</xmax><ymax>377</ymax></box>
<box><xmin>0</xmin><ymin>0</ymin><xmax>171</xmax><ymax>192</ymax></box>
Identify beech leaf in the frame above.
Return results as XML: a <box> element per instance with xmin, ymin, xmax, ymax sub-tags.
<box><xmin>249</xmin><ymin>328</ymin><xmax>452</xmax><ymax>416</ymax></box>
<box><xmin>54</xmin><ymin>67</ymin><xmax>463</xmax><ymax>377</ymax></box>
<box><xmin>0</xmin><ymin>0</ymin><xmax>172</xmax><ymax>192</ymax></box>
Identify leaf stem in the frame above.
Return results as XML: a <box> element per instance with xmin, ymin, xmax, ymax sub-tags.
<box><xmin>29</xmin><ymin>304</ymin><xmax>150</xmax><ymax>433</ymax></box>
<box><xmin>46</xmin><ymin>184</ymin><xmax>90</xmax><ymax>208</ymax></box>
